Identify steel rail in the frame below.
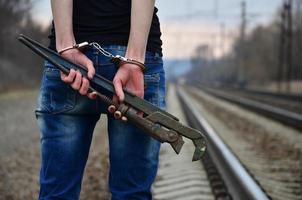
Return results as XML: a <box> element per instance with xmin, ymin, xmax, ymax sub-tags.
<box><xmin>177</xmin><ymin>86</ymin><xmax>270</xmax><ymax>200</ymax></box>
<box><xmin>201</xmin><ymin>87</ymin><xmax>302</xmax><ymax>130</ymax></box>
<box><xmin>199</xmin><ymin>85</ymin><xmax>302</xmax><ymax>102</ymax></box>
<box><xmin>239</xmin><ymin>89</ymin><xmax>302</xmax><ymax>102</ymax></box>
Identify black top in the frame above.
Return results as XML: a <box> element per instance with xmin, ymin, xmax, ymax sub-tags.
<box><xmin>48</xmin><ymin>0</ymin><xmax>163</xmax><ymax>55</ymax></box>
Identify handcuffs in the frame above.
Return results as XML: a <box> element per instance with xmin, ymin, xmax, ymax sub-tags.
<box><xmin>58</xmin><ymin>42</ymin><xmax>146</xmax><ymax>73</ymax></box>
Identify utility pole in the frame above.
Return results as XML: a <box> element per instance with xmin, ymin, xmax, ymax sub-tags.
<box><xmin>278</xmin><ymin>0</ymin><xmax>293</xmax><ymax>92</ymax></box>
<box><xmin>238</xmin><ymin>1</ymin><xmax>247</xmax><ymax>88</ymax></box>
<box><xmin>240</xmin><ymin>1</ymin><xmax>247</xmax><ymax>42</ymax></box>
<box><xmin>220</xmin><ymin>23</ymin><xmax>226</xmax><ymax>56</ymax></box>
<box><xmin>278</xmin><ymin>1</ymin><xmax>286</xmax><ymax>92</ymax></box>
<box><xmin>214</xmin><ymin>0</ymin><xmax>219</xmax><ymax>19</ymax></box>
<box><xmin>285</xmin><ymin>0</ymin><xmax>293</xmax><ymax>93</ymax></box>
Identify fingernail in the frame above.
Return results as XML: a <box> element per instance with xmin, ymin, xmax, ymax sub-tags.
<box><xmin>121</xmin><ymin>116</ymin><xmax>127</xmax><ymax>121</ymax></box>
<box><xmin>92</xmin><ymin>93</ymin><xmax>97</xmax><ymax>98</ymax></box>
<box><xmin>114</xmin><ymin>111</ymin><xmax>122</xmax><ymax>119</ymax></box>
<box><xmin>108</xmin><ymin>105</ymin><xmax>116</xmax><ymax>113</ymax></box>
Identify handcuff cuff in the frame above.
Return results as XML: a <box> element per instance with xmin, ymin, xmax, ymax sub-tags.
<box><xmin>58</xmin><ymin>42</ymin><xmax>146</xmax><ymax>73</ymax></box>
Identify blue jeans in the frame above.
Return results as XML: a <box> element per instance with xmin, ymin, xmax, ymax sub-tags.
<box><xmin>36</xmin><ymin>45</ymin><xmax>166</xmax><ymax>200</ymax></box>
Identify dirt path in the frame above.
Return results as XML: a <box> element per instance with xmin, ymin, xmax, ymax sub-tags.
<box><xmin>0</xmin><ymin>90</ymin><xmax>109</xmax><ymax>200</ymax></box>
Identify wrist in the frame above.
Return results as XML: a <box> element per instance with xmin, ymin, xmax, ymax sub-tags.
<box><xmin>125</xmin><ymin>50</ymin><xmax>145</xmax><ymax>63</ymax></box>
<box><xmin>114</xmin><ymin>56</ymin><xmax>146</xmax><ymax>73</ymax></box>
<box><xmin>56</xmin><ymin>37</ymin><xmax>76</xmax><ymax>52</ymax></box>
<box><xmin>58</xmin><ymin>42</ymin><xmax>89</xmax><ymax>54</ymax></box>
<box><xmin>60</xmin><ymin>48</ymin><xmax>79</xmax><ymax>56</ymax></box>
<box><xmin>120</xmin><ymin>62</ymin><xmax>145</xmax><ymax>75</ymax></box>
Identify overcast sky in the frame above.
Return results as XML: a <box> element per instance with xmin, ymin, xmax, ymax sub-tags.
<box><xmin>32</xmin><ymin>0</ymin><xmax>283</xmax><ymax>59</ymax></box>
<box><xmin>33</xmin><ymin>0</ymin><xmax>283</xmax><ymax>25</ymax></box>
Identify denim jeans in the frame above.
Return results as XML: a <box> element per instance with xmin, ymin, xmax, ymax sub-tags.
<box><xmin>35</xmin><ymin>45</ymin><xmax>166</xmax><ymax>200</ymax></box>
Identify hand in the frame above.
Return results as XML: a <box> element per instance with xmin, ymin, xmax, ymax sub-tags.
<box><xmin>59</xmin><ymin>48</ymin><xmax>97</xmax><ymax>99</ymax></box>
<box><xmin>109</xmin><ymin>63</ymin><xmax>144</xmax><ymax>121</ymax></box>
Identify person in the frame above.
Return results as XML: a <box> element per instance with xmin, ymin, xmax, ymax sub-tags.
<box><xmin>35</xmin><ymin>0</ymin><xmax>165</xmax><ymax>199</ymax></box>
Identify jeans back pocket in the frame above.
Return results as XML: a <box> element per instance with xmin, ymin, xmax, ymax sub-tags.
<box><xmin>36</xmin><ymin>66</ymin><xmax>76</xmax><ymax>114</ymax></box>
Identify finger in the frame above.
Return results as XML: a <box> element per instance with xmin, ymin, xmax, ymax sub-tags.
<box><xmin>114</xmin><ymin>111</ymin><xmax>122</xmax><ymax>119</ymax></box>
<box><xmin>137</xmin><ymin>90</ymin><xmax>144</xmax><ymax>99</ymax></box>
<box><xmin>121</xmin><ymin>116</ymin><xmax>127</xmax><ymax>121</ymax></box>
<box><xmin>85</xmin><ymin>60</ymin><xmax>95</xmax><ymax>79</ymax></box>
<box><xmin>71</xmin><ymin>71</ymin><xmax>82</xmax><ymax>90</ymax></box>
<box><xmin>113</xmin><ymin>78</ymin><xmax>125</xmax><ymax>102</ymax></box>
<box><xmin>60</xmin><ymin>71</ymin><xmax>67</xmax><ymax>79</ymax></box>
<box><xmin>112</xmin><ymin>95</ymin><xmax>119</xmax><ymax>105</ymax></box>
<box><xmin>61</xmin><ymin>69</ymin><xmax>76</xmax><ymax>83</ymax></box>
<box><xmin>108</xmin><ymin>105</ymin><xmax>116</xmax><ymax>113</ymax></box>
<box><xmin>137</xmin><ymin>111</ymin><xmax>144</xmax><ymax>117</ymax></box>
<box><xmin>79</xmin><ymin>78</ymin><xmax>90</xmax><ymax>95</ymax></box>
<box><xmin>87</xmin><ymin>91</ymin><xmax>98</xmax><ymax>99</ymax></box>
<box><xmin>77</xmin><ymin>56</ymin><xmax>95</xmax><ymax>79</ymax></box>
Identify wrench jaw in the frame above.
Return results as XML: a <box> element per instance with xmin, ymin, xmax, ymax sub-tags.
<box><xmin>192</xmin><ymin>138</ymin><xmax>207</xmax><ymax>161</ymax></box>
<box><xmin>169</xmin><ymin>134</ymin><xmax>185</xmax><ymax>154</ymax></box>
<box><xmin>145</xmin><ymin>111</ymin><xmax>207</xmax><ymax>161</ymax></box>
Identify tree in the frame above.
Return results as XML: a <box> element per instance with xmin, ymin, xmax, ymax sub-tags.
<box><xmin>0</xmin><ymin>0</ymin><xmax>50</xmax><ymax>91</ymax></box>
<box><xmin>188</xmin><ymin>1</ymin><xmax>302</xmax><ymax>89</ymax></box>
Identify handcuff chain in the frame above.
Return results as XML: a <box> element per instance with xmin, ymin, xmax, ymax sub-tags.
<box><xmin>90</xmin><ymin>42</ymin><xmax>114</xmax><ymax>58</ymax></box>
<box><xmin>89</xmin><ymin>42</ymin><xmax>146</xmax><ymax>73</ymax></box>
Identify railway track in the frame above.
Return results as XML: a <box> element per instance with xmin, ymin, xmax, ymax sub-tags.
<box><xmin>153</xmin><ymin>85</ymin><xmax>271</xmax><ymax>200</ymax></box>
<box><xmin>185</xmin><ymin>86</ymin><xmax>302</xmax><ymax>200</ymax></box>
<box><xmin>226</xmin><ymin>87</ymin><xmax>302</xmax><ymax>102</ymax></box>
<box><xmin>218</xmin><ymin>87</ymin><xmax>302</xmax><ymax>114</ymax></box>
<box><xmin>199</xmin><ymin>86</ymin><xmax>302</xmax><ymax>130</ymax></box>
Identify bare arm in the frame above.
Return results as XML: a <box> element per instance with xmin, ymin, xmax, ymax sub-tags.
<box><xmin>51</xmin><ymin>0</ymin><xmax>96</xmax><ymax>99</ymax></box>
<box><xmin>126</xmin><ymin>0</ymin><xmax>155</xmax><ymax>62</ymax></box>
<box><xmin>113</xmin><ymin>0</ymin><xmax>155</xmax><ymax>104</ymax></box>
<box><xmin>51</xmin><ymin>0</ymin><xmax>75</xmax><ymax>52</ymax></box>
